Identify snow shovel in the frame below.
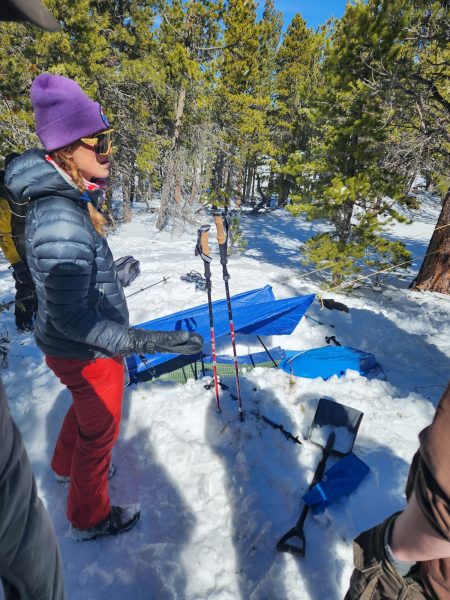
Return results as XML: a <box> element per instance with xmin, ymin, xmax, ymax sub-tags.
<box><xmin>276</xmin><ymin>398</ymin><xmax>364</xmax><ymax>557</ymax></box>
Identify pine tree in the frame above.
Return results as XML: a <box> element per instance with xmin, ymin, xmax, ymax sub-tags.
<box><xmin>0</xmin><ymin>22</ymin><xmax>37</xmax><ymax>155</ymax></box>
<box><xmin>212</xmin><ymin>0</ymin><xmax>280</xmax><ymax>207</ymax></box>
<box><xmin>0</xmin><ymin>0</ymin><xmax>163</xmax><ymax>225</ymax></box>
<box><xmin>155</xmin><ymin>0</ymin><xmax>223</xmax><ymax>230</ymax></box>
<box><xmin>353</xmin><ymin>0</ymin><xmax>450</xmax><ymax>292</ymax></box>
<box><xmin>272</xmin><ymin>13</ymin><xmax>325</xmax><ymax>203</ymax></box>
<box><xmin>258</xmin><ymin>0</ymin><xmax>283</xmax><ymax>98</ymax></box>
<box><xmin>285</xmin><ymin>1</ymin><xmax>413</xmax><ymax>286</ymax></box>
<box><xmin>93</xmin><ymin>0</ymin><xmax>162</xmax><ymax>222</ymax></box>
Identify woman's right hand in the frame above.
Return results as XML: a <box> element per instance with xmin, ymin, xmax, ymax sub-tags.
<box><xmin>125</xmin><ymin>328</ymin><xmax>204</xmax><ymax>356</ymax></box>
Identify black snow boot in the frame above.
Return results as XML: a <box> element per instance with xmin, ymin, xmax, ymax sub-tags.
<box><xmin>70</xmin><ymin>504</ymin><xmax>140</xmax><ymax>541</ymax></box>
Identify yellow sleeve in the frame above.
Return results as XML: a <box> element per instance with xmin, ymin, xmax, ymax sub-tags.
<box><xmin>0</xmin><ymin>197</ymin><xmax>21</xmax><ymax>265</ymax></box>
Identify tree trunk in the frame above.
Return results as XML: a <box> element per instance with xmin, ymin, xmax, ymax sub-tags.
<box><xmin>156</xmin><ymin>154</ymin><xmax>175</xmax><ymax>230</ymax></box>
<box><xmin>244</xmin><ymin>164</ymin><xmax>252</xmax><ymax>204</ymax></box>
<box><xmin>104</xmin><ymin>186</ymin><xmax>116</xmax><ymax>228</ymax></box>
<box><xmin>267</xmin><ymin>166</ymin><xmax>274</xmax><ymax>198</ymax></box>
<box><xmin>278</xmin><ymin>172</ymin><xmax>291</xmax><ymax>205</ymax></box>
<box><xmin>156</xmin><ymin>85</ymin><xmax>186</xmax><ymax>230</ymax></box>
<box><xmin>335</xmin><ymin>200</ymin><xmax>354</xmax><ymax>243</ymax></box>
<box><xmin>236</xmin><ymin>167</ymin><xmax>244</xmax><ymax>208</ymax></box>
<box><xmin>252</xmin><ymin>173</ymin><xmax>269</xmax><ymax>213</ymax></box>
<box><xmin>138</xmin><ymin>175</ymin><xmax>153</xmax><ymax>212</ymax></box>
<box><xmin>411</xmin><ymin>190</ymin><xmax>450</xmax><ymax>294</ymax></box>
<box><xmin>250</xmin><ymin>167</ymin><xmax>256</xmax><ymax>204</ymax></box>
<box><xmin>175</xmin><ymin>170</ymin><xmax>183</xmax><ymax>205</ymax></box>
<box><xmin>189</xmin><ymin>157</ymin><xmax>201</xmax><ymax>206</ymax></box>
<box><xmin>129</xmin><ymin>176</ymin><xmax>135</xmax><ymax>203</ymax></box>
<box><xmin>121</xmin><ymin>176</ymin><xmax>132</xmax><ymax>223</ymax></box>
<box><xmin>213</xmin><ymin>149</ymin><xmax>225</xmax><ymax>195</ymax></box>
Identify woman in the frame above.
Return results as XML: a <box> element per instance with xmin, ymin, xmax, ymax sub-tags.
<box><xmin>5</xmin><ymin>73</ymin><xmax>203</xmax><ymax>542</ymax></box>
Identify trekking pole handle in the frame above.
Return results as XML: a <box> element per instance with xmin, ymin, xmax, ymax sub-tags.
<box><xmin>214</xmin><ymin>214</ymin><xmax>226</xmax><ymax>245</ymax></box>
<box><xmin>213</xmin><ymin>213</ymin><xmax>229</xmax><ymax>270</ymax></box>
<box><xmin>200</xmin><ymin>228</ymin><xmax>210</xmax><ymax>257</ymax></box>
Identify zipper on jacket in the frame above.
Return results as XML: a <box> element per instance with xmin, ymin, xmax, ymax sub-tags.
<box><xmin>95</xmin><ymin>283</ymin><xmax>104</xmax><ymax>311</ymax></box>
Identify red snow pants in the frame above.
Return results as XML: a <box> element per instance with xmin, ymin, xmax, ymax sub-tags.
<box><xmin>46</xmin><ymin>355</ymin><xmax>124</xmax><ymax>530</ymax></box>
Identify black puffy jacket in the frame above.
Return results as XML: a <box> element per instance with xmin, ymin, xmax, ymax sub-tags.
<box><xmin>5</xmin><ymin>150</ymin><xmax>129</xmax><ymax>359</ymax></box>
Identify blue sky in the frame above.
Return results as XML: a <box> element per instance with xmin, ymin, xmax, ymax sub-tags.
<box><xmin>260</xmin><ymin>1</ymin><xmax>349</xmax><ymax>30</ymax></box>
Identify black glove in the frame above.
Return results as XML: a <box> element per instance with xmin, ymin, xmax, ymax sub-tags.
<box><xmin>126</xmin><ymin>329</ymin><xmax>204</xmax><ymax>356</ymax></box>
<box><xmin>322</xmin><ymin>298</ymin><xmax>349</xmax><ymax>313</ymax></box>
<box><xmin>11</xmin><ymin>261</ymin><xmax>32</xmax><ymax>285</ymax></box>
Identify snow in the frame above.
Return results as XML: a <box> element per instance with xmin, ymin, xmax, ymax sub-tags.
<box><xmin>309</xmin><ymin>425</ymin><xmax>356</xmax><ymax>455</ymax></box>
<box><xmin>0</xmin><ymin>201</ymin><xmax>449</xmax><ymax>599</ymax></box>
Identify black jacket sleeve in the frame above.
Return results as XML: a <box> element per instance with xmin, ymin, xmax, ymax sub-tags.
<box><xmin>0</xmin><ymin>377</ymin><xmax>66</xmax><ymax>599</ymax></box>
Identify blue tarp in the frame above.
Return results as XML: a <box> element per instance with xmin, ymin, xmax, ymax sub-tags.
<box><xmin>280</xmin><ymin>346</ymin><xmax>378</xmax><ymax>380</ymax></box>
<box><xmin>127</xmin><ymin>286</ymin><xmax>315</xmax><ymax>380</ymax></box>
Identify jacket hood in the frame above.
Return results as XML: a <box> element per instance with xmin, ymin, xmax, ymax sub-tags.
<box><xmin>5</xmin><ymin>149</ymin><xmax>81</xmax><ymax>208</ymax></box>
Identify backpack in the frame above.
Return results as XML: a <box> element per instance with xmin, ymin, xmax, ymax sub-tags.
<box><xmin>114</xmin><ymin>255</ymin><xmax>141</xmax><ymax>287</ymax></box>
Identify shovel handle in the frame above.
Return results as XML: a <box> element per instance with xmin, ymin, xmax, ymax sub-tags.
<box><xmin>276</xmin><ymin>527</ymin><xmax>306</xmax><ymax>557</ymax></box>
<box><xmin>214</xmin><ymin>214</ymin><xmax>226</xmax><ymax>245</ymax></box>
<box><xmin>308</xmin><ymin>432</ymin><xmax>335</xmax><ymax>490</ymax></box>
<box><xmin>277</xmin><ymin>432</ymin><xmax>336</xmax><ymax>557</ymax></box>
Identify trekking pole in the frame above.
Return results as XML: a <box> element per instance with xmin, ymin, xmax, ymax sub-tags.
<box><xmin>126</xmin><ymin>277</ymin><xmax>170</xmax><ymax>299</ymax></box>
<box><xmin>195</xmin><ymin>225</ymin><xmax>221</xmax><ymax>414</ymax></box>
<box><xmin>0</xmin><ymin>295</ymin><xmax>34</xmax><ymax>312</ymax></box>
<box><xmin>213</xmin><ymin>208</ymin><xmax>245</xmax><ymax>422</ymax></box>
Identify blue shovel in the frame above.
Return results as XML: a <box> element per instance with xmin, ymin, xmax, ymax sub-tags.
<box><xmin>276</xmin><ymin>398</ymin><xmax>364</xmax><ymax>557</ymax></box>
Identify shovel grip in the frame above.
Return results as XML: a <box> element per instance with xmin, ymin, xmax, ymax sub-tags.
<box><xmin>200</xmin><ymin>228</ymin><xmax>210</xmax><ymax>256</ymax></box>
<box><xmin>214</xmin><ymin>214</ymin><xmax>226</xmax><ymax>245</ymax></box>
<box><xmin>276</xmin><ymin>527</ymin><xmax>306</xmax><ymax>557</ymax></box>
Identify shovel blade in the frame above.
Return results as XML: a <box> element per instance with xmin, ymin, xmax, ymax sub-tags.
<box><xmin>308</xmin><ymin>398</ymin><xmax>363</xmax><ymax>457</ymax></box>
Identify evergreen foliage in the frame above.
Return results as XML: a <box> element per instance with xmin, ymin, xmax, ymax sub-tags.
<box><xmin>272</xmin><ymin>14</ymin><xmax>325</xmax><ymax>203</ymax></box>
<box><xmin>155</xmin><ymin>0</ymin><xmax>223</xmax><ymax>230</ymax></box>
<box><xmin>0</xmin><ymin>0</ymin><xmax>448</xmax><ymax>285</ymax></box>
<box><xmin>285</xmin><ymin>0</ymin><xmax>448</xmax><ymax>285</ymax></box>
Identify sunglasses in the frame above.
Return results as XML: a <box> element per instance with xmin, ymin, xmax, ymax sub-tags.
<box><xmin>80</xmin><ymin>129</ymin><xmax>114</xmax><ymax>155</ymax></box>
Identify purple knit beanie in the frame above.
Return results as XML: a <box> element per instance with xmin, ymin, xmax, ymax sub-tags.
<box><xmin>31</xmin><ymin>73</ymin><xmax>110</xmax><ymax>152</ymax></box>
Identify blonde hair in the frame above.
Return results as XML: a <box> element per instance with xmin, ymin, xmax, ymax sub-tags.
<box><xmin>50</xmin><ymin>146</ymin><xmax>107</xmax><ymax>237</ymax></box>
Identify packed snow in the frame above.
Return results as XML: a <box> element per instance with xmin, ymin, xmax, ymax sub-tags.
<box><xmin>309</xmin><ymin>425</ymin><xmax>356</xmax><ymax>455</ymax></box>
<box><xmin>1</xmin><ymin>201</ymin><xmax>449</xmax><ymax>599</ymax></box>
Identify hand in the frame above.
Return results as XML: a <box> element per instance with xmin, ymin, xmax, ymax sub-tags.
<box><xmin>126</xmin><ymin>329</ymin><xmax>203</xmax><ymax>356</ymax></box>
<box><xmin>11</xmin><ymin>261</ymin><xmax>32</xmax><ymax>285</ymax></box>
